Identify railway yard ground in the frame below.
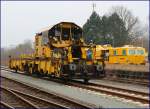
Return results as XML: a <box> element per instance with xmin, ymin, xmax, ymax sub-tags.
<box><xmin>1</xmin><ymin>66</ymin><xmax>149</xmax><ymax>108</ymax></box>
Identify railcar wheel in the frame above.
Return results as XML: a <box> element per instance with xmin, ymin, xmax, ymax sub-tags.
<box><xmin>45</xmin><ymin>71</ymin><xmax>48</xmax><ymax>76</ymax></box>
<box><xmin>15</xmin><ymin>66</ymin><xmax>18</xmax><ymax>73</ymax></box>
<box><xmin>40</xmin><ymin>69</ymin><xmax>44</xmax><ymax>77</ymax></box>
<box><xmin>32</xmin><ymin>69</ymin><xmax>39</xmax><ymax>77</ymax></box>
<box><xmin>36</xmin><ymin>70</ymin><xmax>42</xmax><ymax>77</ymax></box>
<box><xmin>62</xmin><ymin>77</ymin><xmax>70</xmax><ymax>83</ymax></box>
<box><xmin>84</xmin><ymin>78</ymin><xmax>89</xmax><ymax>84</ymax></box>
<box><xmin>100</xmin><ymin>70</ymin><xmax>106</xmax><ymax>78</ymax></box>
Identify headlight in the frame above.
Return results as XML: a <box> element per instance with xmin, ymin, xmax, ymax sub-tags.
<box><xmin>87</xmin><ymin>49</ymin><xmax>93</xmax><ymax>60</ymax></box>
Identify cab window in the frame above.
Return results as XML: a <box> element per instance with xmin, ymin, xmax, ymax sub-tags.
<box><xmin>129</xmin><ymin>50</ymin><xmax>135</xmax><ymax>55</ymax></box>
<box><xmin>62</xmin><ymin>28</ymin><xmax>70</xmax><ymax>40</ymax></box>
<box><xmin>122</xmin><ymin>50</ymin><xmax>126</xmax><ymax>55</ymax></box>
<box><xmin>113</xmin><ymin>50</ymin><xmax>117</xmax><ymax>55</ymax></box>
<box><xmin>140</xmin><ymin>50</ymin><xmax>144</xmax><ymax>55</ymax></box>
<box><xmin>72</xmin><ymin>28</ymin><xmax>82</xmax><ymax>40</ymax></box>
<box><xmin>137</xmin><ymin>50</ymin><xmax>144</xmax><ymax>55</ymax></box>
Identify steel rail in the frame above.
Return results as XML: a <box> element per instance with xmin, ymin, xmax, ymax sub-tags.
<box><xmin>104</xmin><ymin>78</ymin><xmax>149</xmax><ymax>86</ymax></box>
<box><xmin>68</xmin><ymin>82</ymin><xmax>149</xmax><ymax>104</ymax></box>
<box><xmin>85</xmin><ymin>82</ymin><xmax>148</xmax><ymax>97</ymax></box>
<box><xmin>0</xmin><ymin>101</ymin><xmax>15</xmax><ymax>109</ymax></box>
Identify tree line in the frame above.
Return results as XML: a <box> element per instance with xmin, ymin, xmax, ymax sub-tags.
<box><xmin>1</xmin><ymin>40</ymin><xmax>34</xmax><ymax>65</ymax></box>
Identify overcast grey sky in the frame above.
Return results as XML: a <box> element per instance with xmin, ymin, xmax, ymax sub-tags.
<box><xmin>1</xmin><ymin>1</ymin><xmax>149</xmax><ymax>48</ymax></box>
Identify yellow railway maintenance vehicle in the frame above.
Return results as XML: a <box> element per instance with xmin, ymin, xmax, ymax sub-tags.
<box><xmin>9</xmin><ymin>22</ymin><xmax>105</xmax><ymax>83</ymax></box>
<box><xmin>102</xmin><ymin>45</ymin><xmax>146</xmax><ymax>65</ymax></box>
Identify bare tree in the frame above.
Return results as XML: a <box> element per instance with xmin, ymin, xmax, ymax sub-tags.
<box><xmin>131</xmin><ymin>23</ymin><xmax>149</xmax><ymax>51</ymax></box>
<box><xmin>110</xmin><ymin>6</ymin><xmax>138</xmax><ymax>34</ymax></box>
<box><xmin>15</xmin><ymin>39</ymin><xmax>34</xmax><ymax>56</ymax></box>
<box><xmin>1</xmin><ymin>39</ymin><xmax>34</xmax><ymax>66</ymax></box>
<box><xmin>129</xmin><ymin>22</ymin><xmax>144</xmax><ymax>42</ymax></box>
<box><xmin>109</xmin><ymin>6</ymin><xmax>149</xmax><ymax>48</ymax></box>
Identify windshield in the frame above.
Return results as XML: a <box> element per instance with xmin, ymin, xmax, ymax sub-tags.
<box><xmin>71</xmin><ymin>28</ymin><xmax>82</xmax><ymax>40</ymax></box>
<box><xmin>62</xmin><ymin>28</ymin><xmax>70</xmax><ymax>40</ymax></box>
<box><xmin>136</xmin><ymin>50</ymin><xmax>144</xmax><ymax>55</ymax></box>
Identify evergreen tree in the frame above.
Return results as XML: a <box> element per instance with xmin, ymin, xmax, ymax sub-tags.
<box><xmin>83</xmin><ymin>11</ymin><xmax>102</xmax><ymax>44</ymax></box>
<box><xmin>83</xmin><ymin>11</ymin><xmax>129</xmax><ymax>46</ymax></box>
<box><xmin>108</xmin><ymin>13</ymin><xmax>128</xmax><ymax>46</ymax></box>
<box><xmin>101</xmin><ymin>15</ymin><xmax>111</xmax><ymax>44</ymax></box>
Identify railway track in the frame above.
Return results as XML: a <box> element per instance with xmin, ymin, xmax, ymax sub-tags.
<box><xmin>1</xmin><ymin>66</ymin><xmax>149</xmax><ymax>86</ymax></box>
<box><xmin>68</xmin><ymin>82</ymin><xmax>149</xmax><ymax>104</ymax></box>
<box><xmin>87</xmin><ymin>82</ymin><xmax>149</xmax><ymax>97</ymax></box>
<box><xmin>1</xmin><ymin>86</ymin><xmax>39</xmax><ymax>109</ymax></box>
<box><xmin>0</xmin><ymin>101</ymin><xmax>15</xmax><ymax>109</ymax></box>
<box><xmin>1</xmin><ymin>66</ymin><xmax>149</xmax><ymax>106</ymax></box>
<box><xmin>1</xmin><ymin>76</ymin><xmax>95</xmax><ymax>109</ymax></box>
<box><xmin>1</xmin><ymin>86</ymin><xmax>71</xmax><ymax>109</ymax></box>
